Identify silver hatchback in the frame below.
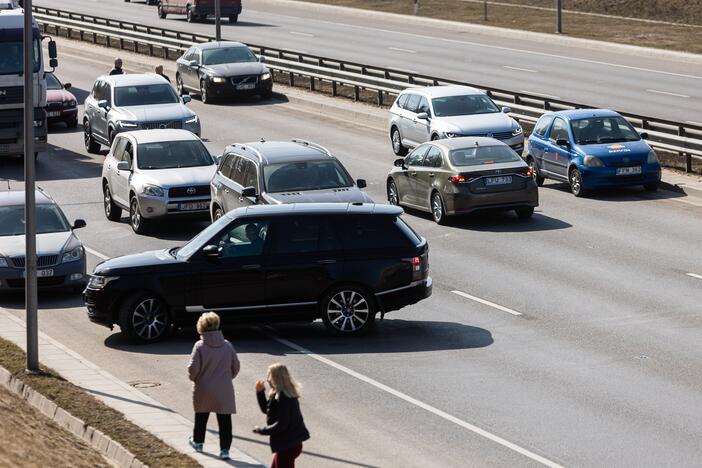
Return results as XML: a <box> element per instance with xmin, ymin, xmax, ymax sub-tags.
<box><xmin>388</xmin><ymin>85</ymin><xmax>524</xmax><ymax>156</ymax></box>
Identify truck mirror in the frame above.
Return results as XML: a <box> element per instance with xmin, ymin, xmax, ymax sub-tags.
<box><xmin>49</xmin><ymin>58</ymin><xmax>58</xmax><ymax>69</ymax></box>
<box><xmin>48</xmin><ymin>40</ymin><xmax>57</xmax><ymax>59</ymax></box>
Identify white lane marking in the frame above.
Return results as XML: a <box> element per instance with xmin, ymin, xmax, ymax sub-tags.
<box><xmin>503</xmin><ymin>65</ymin><xmax>537</xmax><ymax>73</ymax></box>
<box><xmin>519</xmin><ymin>90</ymin><xmax>561</xmax><ymax>100</ymax></box>
<box><xmin>686</xmin><ymin>273</ymin><xmax>702</xmax><ymax>280</ymax></box>
<box><xmin>85</xmin><ymin>246</ymin><xmax>110</xmax><ymax>261</ymax></box>
<box><xmin>451</xmin><ymin>290</ymin><xmax>522</xmax><ymax>316</ymax></box>
<box><xmin>646</xmin><ymin>89</ymin><xmax>690</xmax><ymax>98</ymax></box>
<box><xmin>685</xmin><ymin>120</ymin><xmax>702</xmax><ymax>126</ymax></box>
<box><xmin>289</xmin><ymin>31</ymin><xmax>315</xmax><ymax>37</ymax></box>
<box><xmin>388</xmin><ymin>46</ymin><xmax>416</xmax><ymax>54</ymax></box>
<box><xmin>267</xmin><ymin>331</ymin><xmax>563</xmax><ymax>468</ymax></box>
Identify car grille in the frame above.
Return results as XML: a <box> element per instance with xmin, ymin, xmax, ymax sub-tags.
<box><xmin>606</xmin><ymin>159</ymin><xmax>645</xmax><ymax>168</ymax></box>
<box><xmin>9</xmin><ymin>255</ymin><xmax>60</xmax><ymax>268</ymax></box>
<box><xmin>230</xmin><ymin>75</ymin><xmax>258</xmax><ymax>86</ymax></box>
<box><xmin>46</xmin><ymin>102</ymin><xmax>62</xmax><ymax>111</ymax></box>
<box><xmin>7</xmin><ymin>276</ymin><xmax>65</xmax><ymax>288</ymax></box>
<box><xmin>459</xmin><ymin>131</ymin><xmax>514</xmax><ymax>140</ymax></box>
<box><xmin>141</xmin><ymin>120</ymin><xmax>182</xmax><ymax>130</ymax></box>
<box><xmin>0</xmin><ymin>86</ymin><xmax>23</xmax><ymax>105</ymax></box>
<box><xmin>168</xmin><ymin>185</ymin><xmax>210</xmax><ymax>198</ymax></box>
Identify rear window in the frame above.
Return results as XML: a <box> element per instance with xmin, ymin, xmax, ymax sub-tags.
<box><xmin>340</xmin><ymin>216</ymin><xmax>416</xmax><ymax>250</ymax></box>
<box><xmin>450</xmin><ymin>146</ymin><xmax>521</xmax><ymax>166</ymax></box>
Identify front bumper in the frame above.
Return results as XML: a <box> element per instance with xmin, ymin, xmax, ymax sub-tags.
<box><xmin>84</xmin><ymin>285</ymin><xmax>120</xmax><ymax>328</ymax></box>
<box><xmin>444</xmin><ymin>177</ymin><xmax>539</xmax><ymax>215</ymax></box>
<box><xmin>580</xmin><ymin>164</ymin><xmax>661</xmax><ymax>189</ymax></box>
<box><xmin>0</xmin><ymin>258</ymin><xmax>87</xmax><ymax>291</ymax></box>
<box><xmin>47</xmin><ymin>107</ymin><xmax>78</xmax><ymax>124</ymax></box>
<box><xmin>137</xmin><ymin>193</ymin><xmax>211</xmax><ymax>219</ymax></box>
<box><xmin>0</xmin><ymin>108</ymin><xmax>48</xmax><ymax>156</ymax></box>
<box><xmin>376</xmin><ymin>277</ymin><xmax>432</xmax><ymax>313</ymax></box>
<box><xmin>113</xmin><ymin>120</ymin><xmax>201</xmax><ymax>139</ymax></box>
<box><xmin>205</xmin><ymin>76</ymin><xmax>272</xmax><ymax>98</ymax></box>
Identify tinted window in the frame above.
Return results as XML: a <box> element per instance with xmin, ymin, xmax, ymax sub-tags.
<box><xmin>271</xmin><ymin>217</ymin><xmax>339</xmax><ymax>254</ymax></box>
<box><xmin>216</xmin><ymin>220</ymin><xmax>270</xmax><ymax>258</ymax></box>
<box><xmin>93</xmin><ymin>81</ymin><xmax>106</xmax><ymax>101</ymax></box>
<box><xmin>219</xmin><ymin>153</ymin><xmax>237</xmax><ymax>179</ymax></box>
<box><xmin>263</xmin><ymin>160</ymin><xmax>353</xmax><ymax>193</ymax></box>
<box><xmin>570</xmin><ymin>116</ymin><xmax>640</xmax><ymax>145</ymax></box>
<box><xmin>123</xmin><ymin>141</ymin><xmax>134</xmax><ymax>168</ymax></box>
<box><xmin>532</xmin><ymin>115</ymin><xmax>553</xmax><ymax>136</ymax></box>
<box><xmin>0</xmin><ymin>39</ymin><xmax>40</xmax><ymax>76</ymax></box>
<box><xmin>46</xmin><ymin>73</ymin><xmax>62</xmax><ymax>90</ymax></box>
<box><xmin>137</xmin><ymin>140</ymin><xmax>213</xmax><ymax>170</ymax></box>
<box><xmin>424</xmin><ymin>146</ymin><xmax>443</xmax><ymax>168</ymax></box>
<box><xmin>112</xmin><ymin>137</ymin><xmax>128</xmax><ymax>161</ymax></box>
<box><xmin>406</xmin><ymin>145</ymin><xmax>429</xmax><ymax>166</ymax></box>
<box><xmin>230</xmin><ymin>156</ymin><xmax>248</xmax><ymax>186</ymax></box>
<box><xmin>549</xmin><ymin>118</ymin><xmax>570</xmax><ymax>142</ymax></box>
<box><xmin>183</xmin><ymin>48</ymin><xmax>195</xmax><ymax>61</ymax></box>
<box><xmin>396</xmin><ymin>217</ymin><xmax>422</xmax><ymax>246</ymax></box>
<box><xmin>0</xmin><ymin>204</ymin><xmax>70</xmax><ymax>236</ymax></box>
<box><xmin>417</xmin><ymin>97</ymin><xmax>431</xmax><ymax>114</ymax></box>
<box><xmin>341</xmin><ymin>216</ymin><xmax>415</xmax><ymax>250</ymax></box>
<box><xmin>114</xmin><ymin>84</ymin><xmax>179</xmax><ymax>106</ymax></box>
<box><xmin>203</xmin><ymin>47</ymin><xmax>258</xmax><ymax>65</ymax></box>
<box><xmin>450</xmin><ymin>145</ymin><xmax>521</xmax><ymax>166</ymax></box>
<box><xmin>405</xmin><ymin>94</ymin><xmax>421</xmax><ymax>113</ymax></box>
<box><xmin>396</xmin><ymin>94</ymin><xmax>409</xmax><ymax>109</ymax></box>
<box><xmin>241</xmin><ymin>159</ymin><xmax>258</xmax><ymax>188</ymax></box>
<box><xmin>431</xmin><ymin>94</ymin><xmax>500</xmax><ymax>117</ymax></box>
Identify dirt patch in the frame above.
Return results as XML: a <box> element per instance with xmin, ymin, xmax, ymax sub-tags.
<box><xmin>0</xmin><ymin>338</ymin><xmax>199</xmax><ymax>468</ymax></box>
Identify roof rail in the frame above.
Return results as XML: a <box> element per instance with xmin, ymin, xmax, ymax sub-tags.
<box><xmin>231</xmin><ymin>143</ymin><xmax>267</xmax><ymax>164</ymax></box>
<box><xmin>291</xmin><ymin>139</ymin><xmax>332</xmax><ymax>157</ymax></box>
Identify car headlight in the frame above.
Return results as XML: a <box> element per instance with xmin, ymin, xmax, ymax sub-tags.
<box><xmin>65</xmin><ymin>99</ymin><xmax>77</xmax><ymax>108</ymax></box>
<box><xmin>261</xmin><ymin>72</ymin><xmax>271</xmax><ymax>80</ymax></box>
<box><xmin>185</xmin><ymin>115</ymin><xmax>198</xmax><ymax>124</ymax></box>
<box><xmin>62</xmin><ymin>246</ymin><xmax>84</xmax><ymax>263</ymax></box>
<box><xmin>33</xmin><ymin>119</ymin><xmax>44</xmax><ymax>127</ymax></box>
<box><xmin>87</xmin><ymin>275</ymin><xmax>119</xmax><ymax>290</ymax></box>
<box><xmin>211</xmin><ymin>76</ymin><xmax>226</xmax><ymax>83</ymax></box>
<box><xmin>445</xmin><ymin>132</ymin><xmax>458</xmax><ymax>138</ymax></box>
<box><xmin>141</xmin><ymin>184</ymin><xmax>164</xmax><ymax>197</ymax></box>
<box><xmin>118</xmin><ymin>121</ymin><xmax>139</xmax><ymax>128</ymax></box>
<box><xmin>0</xmin><ymin>257</ymin><xmax>8</xmax><ymax>268</ymax></box>
<box><xmin>512</xmin><ymin>125</ymin><xmax>523</xmax><ymax>136</ymax></box>
<box><xmin>647</xmin><ymin>149</ymin><xmax>659</xmax><ymax>164</ymax></box>
<box><xmin>583</xmin><ymin>155</ymin><xmax>604</xmax><ymax>167</ymax></box>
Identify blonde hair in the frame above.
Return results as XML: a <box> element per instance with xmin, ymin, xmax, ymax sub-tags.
<box><xmin>196</xmin><ymin>312</ymin><xmax>220</xmax><ymax>334</ymax></box>
<box><xmin>267</xmin><ymin>363</ymin><xmax>301</xmax><ymax>399</ymax></box>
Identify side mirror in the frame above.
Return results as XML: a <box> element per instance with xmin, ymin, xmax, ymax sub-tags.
<box><xmin>356</xmin><ymin>178</ymin><xmax>367</xmax><ymax>189</ymax></box>
<box><xmin>556</xmin><ymin>138</ymin><xmax>569</xmax><ymax>147</ymax></box>
<box><xmin>640</xmin><ymin>132</ymin><xmax>649</xmax><ymax>140</ymax></box>
<box><xmin>97</xmin><ymin>99</ymin><xmax>109</xmax><ymax>109</ymax></box>
<box><xmin>116</xmin><ymin>161</ymin><xmax>131</xmax><ymax>172</ymax></box>
<box><xmin>188</xmin><ymin>60</ymin><xmax>199</xmax><ymax>68</ymax></box>
<box><xmin>48</xmin><ymin>40</ymin><xmax>57</xmax><ymax>59</ymax></box>
<box><xmin>394</xmin><ymin>158</ymin><xmax>406</xmax><ymax>168</ymax></box>
<box><xmin>259</xmin><ymin>56</ymin><xmax>266</xmax><ymax>63</ymax></box>
<box><xmin>72</xmin><ymin>219</ymin><xmax>87</xmax><ymax>229</ymax></box>
<box><xmin>49</xmin><ymin>58</ymin><xmax>58</xmax><ymax>69</ymax></box>
<box><xmin>241</xmin><ymin>186</ymin><xmax>257</xmax><ymax>198</ymax></box>
<box><xmin>182</xmin><ymin>95</ymin><xmax>192</xmax><ymax>104</ymax></box>
<box><xmin>203</xmin><ymin>245</ymin><xmax>222</xmax><ymax>258</ymax></box>
<box><xmin>502</xmin><ymin>106</ymin><xmax>512</xmax><ymax>114</ymax></box>
<box><xmin>416</xmin><ymin>112</ymin><xmax>429</xmax><ymax>120</ymax></box>
<box><xmin>64</xmin><ymin>83</ymin><xmax>72</xmax><ymax>90</ymax></box>
<box><xmin>213</xmin><ymin>154</ymin><xmax>222</xmax><ymax>164</ymax></box>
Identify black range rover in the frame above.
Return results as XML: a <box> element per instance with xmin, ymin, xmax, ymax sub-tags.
<box><xmin>84</xmin><ymin>203</ymin><xmax>432</xmax><ymax>343</ymax></box>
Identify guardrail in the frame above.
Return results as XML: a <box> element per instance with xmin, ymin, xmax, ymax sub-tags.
<box><xmin>34</xmin><ymin>6</ymin><xmax>702</xmax><ymax>172</ymax></box>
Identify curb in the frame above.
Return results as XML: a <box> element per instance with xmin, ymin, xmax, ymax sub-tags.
<box><xmin>0</xmin><ymin>365</ymin><xmax>148</xmax><ymax>468</ymax></box>
<box><xmin>659</xmin><ymin>179</ymin><xmax>702</xmax><ymax>200</ymax></box>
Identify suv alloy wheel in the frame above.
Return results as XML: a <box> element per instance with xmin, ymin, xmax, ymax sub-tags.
<box><xmin>119</xmin><ymin>293</ymin><xmax>171</xmax><ymax>343</ymax></box>
<box><xmin>321</xmin><ymin>285</ymin><xmax>376</xmax><ymax>335</ymax></box>
<box><xmin>391</xmin><ymin>127</ymin><xmax>408</xmax><ymax>156</ymax></box>
<box><xmin>84</xmin><ymin>120</ymin><xmax>100</xmax><ymax>154</ymax></box>
<box><xmin>130</xmin><ymin>196</ymin><xmax>150</xmax><ymax>234</ymax></box>
<box><xmin>104</xmin><ymin>184</ymin><xmax>122</xmax><ymax>221</ymax></box>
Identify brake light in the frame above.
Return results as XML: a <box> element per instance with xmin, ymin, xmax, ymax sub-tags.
<box><xmin>448</xmin><ymin>175</ymin><xmax>466</xmax><ymax>184</ymax></box>
<box><xmin>410</xmin><ymin>256</ymin><xmax>425</xmax><ymax>281</ymax></box>
<box><xmin>517</xmin><ymin>167</ymin><xmax>535</xmax><ymax>177</ymax></box>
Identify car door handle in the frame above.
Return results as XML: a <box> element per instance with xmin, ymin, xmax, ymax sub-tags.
<box><xmin>242</xmin><ymin>264</ymin><xmax>261</xmax><ymax>270</ymax></box>
<box><xmin>317</xmin><ymin>259</ymin><xmax>336</xmax><ymax>264</ymax></box>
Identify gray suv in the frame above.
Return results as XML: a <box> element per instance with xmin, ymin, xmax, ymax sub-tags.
<box><xmin>210</xmin><ymin>139</ymin><xmax>371</xmax><ymax>220</ymax></box>
<box><xmin>84</xmin><ymin>74</ymin><xmax>200</xmax><ymax>153</ymax></box>
<box><xmin>389</xmin><ymin>85</ymin><xmax>524</xmax><ymax>156</ymax></box>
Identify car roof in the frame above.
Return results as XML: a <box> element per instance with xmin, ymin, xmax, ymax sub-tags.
<box><xmin>100</xmin><ymin>73</ymin><xmax>169</xmax><ymax>87</ymax></box>
<box><xmin>0</xmin><ymin>189</ymin><xmax>54</xmax><ymax>207</ymax></box>
<box><xmin>403</xmin><ymin>85</ymin><xmax>485</xmax><ymax>99</ymax></box>
<box><xmin>224</xmin><ymin>140</ymin><xmax>334</xmax><ymax>164</ymax></box>
<box><xmin>120</xmin><ymin>129</ymin><xmax>201</xmax><ymax>144</ymax></box>
<box><xmin>196</xmin><ymin>41</ymin><xmax>248</xmax><ymax>50</ymax></box>
<box><xmin>226</xmin><ymin>203</ymin><xmax>403</xmax><ymax>220</ymax></box>
<box><xmin>548</xmin><ymin>109</ymin><xmax>622</xmax><ymax>120</ymax></box>
<box><xmin>431</xmin><ymin>136</ymin><xmax>507</xmax><ymax>151</ymax></box>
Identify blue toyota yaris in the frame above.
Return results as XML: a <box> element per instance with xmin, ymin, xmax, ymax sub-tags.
<box><xmin>524</xmin><ymin>109</ymin><xmax>661</xmax><ymax>196</ymax></box>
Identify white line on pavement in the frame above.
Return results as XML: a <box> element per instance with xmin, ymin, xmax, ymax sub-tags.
<box><xmin>686</xmin><ymin>273</ymin><xmax>702</xmax><ymax>280</ymax></box>
<box><xmin>503</xmin><ymin>65</ymin><xmax>537</xmax><ymax>73</ymax></box>
<box><xmin>451</xmin><ymin>290</ymin><xmax>523</xmax><ymax>316</ymax></box>
<box><xmin>388</xmin><ymin>46</ymin><xmax>417</xmax><ymax>54</ymax></box>
<box><xmin>646</xmin><ymin>89</ymin><xmax>690</xmax><ymax>98</ymax></box>
<box><xmin>290</xmin><ymin>31</ymin><xmax>315</xmax><ymax>37</ymax></box>
<box><xmin>267</xmin><ymin>331</ymin><xmax>563</xmax><ymax>468</ymax></box>
<box><xmin>85</xmin><ymin>246</ymin><xmax>110</xmax><ymax>261</ymax></box>
<box><xmin>519</xmin><ymin>90</ymin><xmax>561</xmax><ymax>100</ymax></box>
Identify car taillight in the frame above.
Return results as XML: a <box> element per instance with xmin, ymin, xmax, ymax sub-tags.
<box><xmin>516</xmin><ymin>167</ymin><xmax>535</xmax><ymax>177</ymax></box>
<box><xmin>411</xmin><ymin>255</ymin><xmax>426</xmax><ymax>281</ymax></box>
<box><xmin>448</xmin><ymin>175</ymin><xmax>466</xmax><ymax>184</ymax></box>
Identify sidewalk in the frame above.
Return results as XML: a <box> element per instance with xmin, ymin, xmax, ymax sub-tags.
<box><xmin>0</xmin><ymin>309</ymin><xmax>263</xmax><ymax>468</ymax></box>
<box><xmin>660</xmin><ymin>169</ymin><xmax>702</xmax><ymax>200</ymax></box>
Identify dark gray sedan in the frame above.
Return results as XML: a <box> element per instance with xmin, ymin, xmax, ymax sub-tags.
<box><xmin>386</xmin><ymin>137</ymin><xmax>538</xmax><ymax>224</ymax></box>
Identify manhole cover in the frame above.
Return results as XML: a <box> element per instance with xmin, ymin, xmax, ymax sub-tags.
<box><xmin>128</xmin><ymin>380</ymin><xmax>161</xmax><ymax>389</ymax></box>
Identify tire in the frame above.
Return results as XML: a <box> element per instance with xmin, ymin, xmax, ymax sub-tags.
<box><xmin>67</xmin><ymin>119</ymin><xmax>78</xmax><ymax>129</ymax></box>
<box><xmin>644</xmin><ymin>182</ymin><xmax>659</xmax><ymax>192</ymax></box>
<box><xmin>391</xmin><ymin>127</ymin><xmax>408</xmax><ymax>156</ymax></box>
<box><xmin>212</xmin><ymin>204</ymin><xmax>224</xmax><ymax>222</ymax></box>
<box><xmin>431</xmin><ymin>191</ymin><xmax>448</xmax><ymax>225</ymax></box>
<box><xmin>84</xmin><ymin>120</ymin><xmax>101</xmax><ymax>154</ymax></box>
<box><xmin>431</xmin><ymin>134</ymin><xmax>440</xmax><ymax>141</ymax></box>
<box><xmin>103</xmin><ymin>183</ymin><xmax>122</xmax><ymax>221</ymax></box>
<box><xmin>229</xmin><ymin>14</ymin><xmax>238</xmax><ymax>22</ymax></box>
<box><xmin>118</xmin><ymin>292</ymin><xmax>171</xmax><ymax>344</ymax></box>
<box><xmin>107</xmin><ymin>127</ymin><xmax>115</xmax><ymax>146</ymax></box>
<box><xmin>515</xmin><ymin>206</ymin><xmax>534</xmax><ymax>219</ymax></box>
<box><xmin>129</xmin><ymin>196</ymin><xmax>150</xmax><ymax>234</ymax></box>
<box><xmin>158</xmin><ymin>4</ymin><xmax>167</xmax><ymax>18</ymax></box>
<box><xmin>527</xmin><ymin>157</ymin><xmax>545</xmax><ymax>187</ymax></box>
<box><xmin>200</xmin><ymin>80</ymin><xmax>210</xmax><ymax>104</ymax></box>
<box><xmin>321</xmin><ymin>285</ymin><xmax>376</xmax><ymax>335</ymax></box>
<box><xmin>569</xmin><ymin>167</ymin><xmax>587</xmax><ymax>197</ymax></box>
<box><xmin>176</xmin><ymin>74</ymin><xmax>185</xmax><ymax>95</ymax></box>
<box><xmin>387</xmin><ymin>179</ymin><xmax>400</xmax><ymax>206</ymax></box>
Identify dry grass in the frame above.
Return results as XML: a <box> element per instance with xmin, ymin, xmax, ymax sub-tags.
<box><xmin>0</xmin><ymin>338</ymin><xmax>199</xmax><ymax>468</ymax></box>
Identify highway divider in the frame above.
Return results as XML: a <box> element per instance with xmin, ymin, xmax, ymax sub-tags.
<box><xmin>34</xmin><ymin>5</ymin><xmax>702</xmax><ymax>173</ymax></box>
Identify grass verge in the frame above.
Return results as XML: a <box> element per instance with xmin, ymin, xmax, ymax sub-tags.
<box><xmin>0</xmin><ymin>337</ymin><xmax>199</xmax><ymax>468</ymax></box>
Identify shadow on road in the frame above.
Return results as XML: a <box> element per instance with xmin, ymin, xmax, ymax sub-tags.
<box><xmin>171</xmin><ymin>18</ymin><xmax>279</xmax><ymax>28</ymax></box>
<box><xmin>544</xmin><ymin>180</ymin><xmax>686</xmax><ymax>202</ymax></box>
<box><xmin>0</xmin><ymin>144</ymin><xmax>103</xmax><ymax>182</ymax></box>
<box><xmin>0</xmin><ymin>289</ymin><xmax>83</xmax><ymax>310</ymax></box>
<box><xmin>403</xmin><ymin>207</ymin><xmax>572</xmax><ymax>232</ymax></box>
<box><xmin>184</xmin><ymin>92</ymin><xmax>289</xmax><ymax>108</ymax></box>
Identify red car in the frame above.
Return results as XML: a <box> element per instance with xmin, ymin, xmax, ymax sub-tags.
<box><xmin>157</xmin><ymin>0</ymin><xmax>242</xmax><ymax>23</ymax></box>
<box><xmin>46</xmin><ymin>73</ymin><xmax>78</xmax><ymax>128</ymax></box>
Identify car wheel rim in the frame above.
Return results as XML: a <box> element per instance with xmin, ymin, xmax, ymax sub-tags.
<box><xmin>131</xmin><ymin>200</ymin><xmax>140</xmax><ymax>230</ymax></box>
<box><xmin>104</xmin><ymin>187</ymin><xmax>111</xmax><ymax>216</ymax></box>
<box><xmin>84</xmin><ymin>124</ymin><xmax>90</xmax><ymax>146</ymax></box>
<box><xmin>132</xmin><ymin>298</ymin><xmax>167</xmax><ymax>340</ymax></box>
<box><xmin>327</xmin><ymin>290</ymin><xmax>369</xmax><ymax>332</ymax></box>
<box><xmin>388</xmin><ymin>182</ymin><xmax>398</xmax><ymax>205</ymax></box>
<box><xmin>177</xmin><ymin>77</ymin><xmax>183</xmax><ymax>94</ymax></box>
<box><xmin>201</xmin><ymin>84</ymin><xmax>206</xmax><ymax>101</ymax></box>
<box><xmin>432</xmin><ymin>194</ymin><xmax>442</xmax><ymax>221</ymax></box>
<box><xmin>571</xmin><ymin>171</ymin><xmax>581</xmax><ymax>194</ymax></box>
<box><xmin>392</xmin><ymin>130</ymin><xmax>400</xmax><ymax>153</ymax></box>
<box><xmin>214</xmin><ymin>209</ymin><xmax>223</xmax><ymax>220</ymax></box>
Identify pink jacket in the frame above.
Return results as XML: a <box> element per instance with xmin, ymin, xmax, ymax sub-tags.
<box><xmin>188</xmin><ymin>331</ymin><xmax>241</xmax><ymax>414</ymax></box>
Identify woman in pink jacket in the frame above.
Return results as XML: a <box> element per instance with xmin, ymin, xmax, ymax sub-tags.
<box><xmin>187</xmin><ymin>312</ymin><xmax>240</xmax><ymax>460</ymax></box>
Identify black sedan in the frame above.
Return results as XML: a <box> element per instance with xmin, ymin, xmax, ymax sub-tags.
<box><xmin>175</xmin><ymin>41</ymin><xmax>273</xmax><ymax>103</ymax></box>
<box><xmin>386</xmin><ymin>137</ymin><xmax>538</xmax><ymax>224</ymax></box>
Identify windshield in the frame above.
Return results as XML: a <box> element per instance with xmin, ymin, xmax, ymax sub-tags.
<box><xmin>114</xmin><ymin>84</ymin><xmax>179</xmax><ymax>107</ymax></box>
<box><xmin>432</xmin><ymin>94</ymin><xmax>500</xmax><ymax>117</ymax></box>
<box><xmin>571</xmin><ymin>116</ymin><xmax>641</xmax><ymax>145</ymax></box>
<box><xmin>137</xmin><ymin>140</ymin><xmax>213</xmax><ymax>170</ymax></box>
<box><xmin>0</xmin><ymin>204</ymin><xmax>70</xmax><ymax>236</ymax></box>
<box><xmin>263</xmin><ymin>160</ymin><xmax>354</xmax><ymax>193</ymax></box>
<box><xmin>46</xmin><ymin>73</ymin><xmax>62</xmax><ymax>90</ymax></box>
<box><xmin>203</xmin><ymin>47</ymin><xmax>258</xmax><ymax>65</ymax></box>
<box><xmin>0</xmin><ymin>39</ymin><xmax>41</xmax><ymax>75</ymax></box>
<box><xmin>176</xmin><ymin>214</ymin><xmax>232</xmax><ymax>260</ymax></box>
<box><xmin>450</xmin><ymin>145</ymin><xmax>521</xmax><ymax>166</ymax></box>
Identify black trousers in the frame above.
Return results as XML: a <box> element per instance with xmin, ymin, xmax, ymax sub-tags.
<box><xmin>193</xmin><ymin>412</ymin><xmax>232</xmax><ymax>450</ymax></box>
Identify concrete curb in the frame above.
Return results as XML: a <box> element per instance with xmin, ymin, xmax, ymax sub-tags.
<box><xmin>0</xmin><ymin>365</ymin><xmax>147</xmax><ymax>468</ymax></box>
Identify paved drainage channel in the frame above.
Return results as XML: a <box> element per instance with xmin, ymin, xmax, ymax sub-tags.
<box><xmin>128</xmin><ymin>380</ymin><xmax>162</xmax><ymax>389</ymax></box>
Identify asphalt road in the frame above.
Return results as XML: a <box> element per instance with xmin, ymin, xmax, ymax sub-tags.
<box><xmin>36</xmin><ymin>0</ymin><xmax>702</xmax><ymax>123</ymax></box>
<box><xmin>3</xmin><ymin>44</ymin><xmax>702</xmax><ymax>467</ymax></box>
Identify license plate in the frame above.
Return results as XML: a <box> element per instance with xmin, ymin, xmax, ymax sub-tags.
<box><xmin>236</xmin><ymin>83</ymin><xmax>256</xmax><ymax>90</ymax></box>
<box><xmin>178</xmin><ymin>202</ymin><xmax>209</xmax><ymax>211</ymax></box>
<box><xmin>48</xmin><ymin>111</ymin><xmax>61</xmax><ymax>117</ymax></box>
<box><xmin>616</xmin><ymin>166</ymin><xmax>642</xmax><ymax>176</ymax></box>
<box><xmin>21</xmin><ymin>269</ymin><xmax>54</xmax><ymax>278</ymax></box>
<box><xmin>485</xmin><ymin>176</ymin><xmax>512</xmax><ymax>186</ymax></box>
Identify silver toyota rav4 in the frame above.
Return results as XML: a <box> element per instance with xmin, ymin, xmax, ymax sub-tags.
<box><xmin>388</xmin><ymin>85</ymin><xmax>524</xmax><ymax>156</ymax></box>
<box><xmin>84</xmin><ymin>74</ymin><xmax>200</xmax><ymax>153</ymax></box>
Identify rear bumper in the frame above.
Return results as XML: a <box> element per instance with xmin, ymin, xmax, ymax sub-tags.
<box><xmin>376</xmin><ymin>277</ymin><xmax>432</xmax><ymax>313</ymax></box>
<box><xmin>0</xmin><ymin>259</ymin><xmax>87</xmax><ymax>291</ymax></box>
<box><xmin>192</xmin><ymin>5</ymin><xmax>243</xmax><ymax>16</ymax></box>
<box><xmin>445</xmin><ymin>181</ymin><xmax>539</xmax><ymax>215</ymax></box>
<box><xmin>580</xmin><ymin>164</ymin><xmax>661</xmax><ymax>189</ymax></box>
